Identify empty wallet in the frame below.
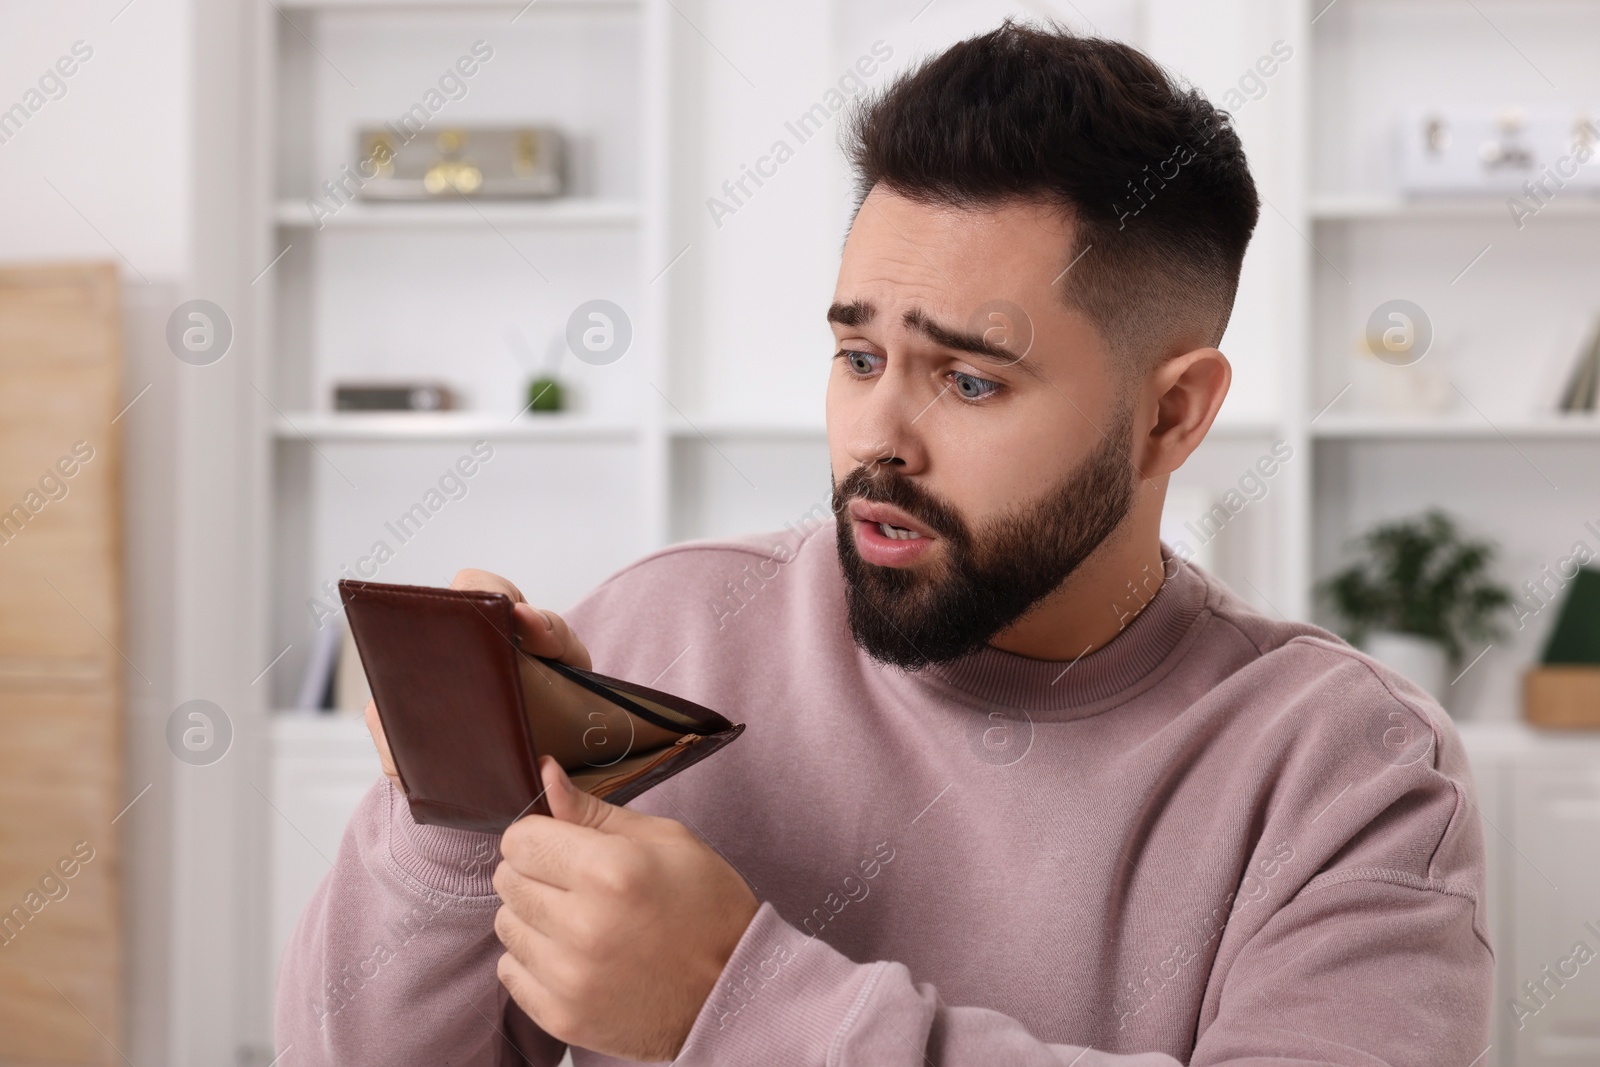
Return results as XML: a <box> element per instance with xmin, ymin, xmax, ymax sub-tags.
<box><xmin>338</xmin><ymin>578</ymin><xmax>745</xmax><ymax>833</ymax></box>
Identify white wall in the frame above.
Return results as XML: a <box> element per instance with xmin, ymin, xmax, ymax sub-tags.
<box><xmin>0</xmin><ymin>2</ymin><xmax>193</xmax><ymax>1063</ymax></box>
<box><xmin>0</xmin><ymin>0</ymin><xmax>191</xmax><ymax>276</ymax></box>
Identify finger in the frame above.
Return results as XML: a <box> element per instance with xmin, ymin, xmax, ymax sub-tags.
<box><xmin>512</xmin><ymin>604</ymin><xmax>592</xmax><ymax>670</ymax></box>
<box><xmin>541</xmin><ymin>756</ymin><xmax>635</xmax><ymax>832</ymax></box>
<box><xmin>492</xmin><ymin>860</ymin><xmax>567</xmax><ymax>935</ymax></box>
<box><xmin>451</xmin><ymin>567</ymin><xmax>526</xmax><ymax>603</ymax></box>
<box><xmin>494</xmin><ymin>889</ymin><xmax>565</xmax><ymax>957</ymax></box>
<box><xmin>496</xmin><ymin>949</ymin><xmax>572</xmax><ymax>1042</ymax></box>
<box><xmin>495</xmin><ymin>929</ymin><xmax>590</xmax><ymax>1049</ymax></box>
<box><xmin>499</xmin><ymin>759</ymin><xmax>660</xmax><ymax>886</ymax></box>
<box><xmin>448</xmin><ymin>567</ymin><xmax>591</xmax><ymax>669</ymax></box>
<box><xmin>363</xmin><ymin>699</ymin><xmax>400</xmax><ymax>786</ymax></box>
<box><xmin>499</xmin><ymin>808</ymin><xmax>609</xmax><ymax>889</ymax></box>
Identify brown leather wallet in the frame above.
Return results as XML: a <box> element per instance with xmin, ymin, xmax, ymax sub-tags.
<box><xmin>337</xmin><ymin>578</ymin><xmax>744</xmax><ymax>833</ymax></box>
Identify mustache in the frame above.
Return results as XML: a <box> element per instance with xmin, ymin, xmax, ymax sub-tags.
<box><xmin>832</xmin><ymin>464</ymin><xmax>966</xmax><ymax>542</ymax></box>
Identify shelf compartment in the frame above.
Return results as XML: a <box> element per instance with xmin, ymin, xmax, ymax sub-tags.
<box><xmin>272</xmin><ymin>411</ymin><xmax>640</xmax><ymax>441</ymax></box>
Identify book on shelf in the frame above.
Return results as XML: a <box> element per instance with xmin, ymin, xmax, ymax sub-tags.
<box><xmin>334</xmin><ymin>623</ymin><xmax>372</xmax><ymax>715</ymax></box>
<box><xmin>1543</xmin><ymin>567</ymin><xmax>1600</xmax><ymax>667</ymax></box>
<box><xmin>293</xmin><ymin>621</ymin><xmax>341</xmax><ymax>712</ymax></box>
<box><xmin>291</xmin><ymin>619</ymin><xmax>372</xmax><ymax>715</ymax></box>
<box><xmin>1558</xmin><ymin>319</ymin><xmax>1600</xmax><ymax>413</ymax></box>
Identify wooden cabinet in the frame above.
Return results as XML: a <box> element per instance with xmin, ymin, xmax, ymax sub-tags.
<box><xmin>0</xmin><ymin>263</ymin><xmax>123</xmax><ymax>1065</ymax></box>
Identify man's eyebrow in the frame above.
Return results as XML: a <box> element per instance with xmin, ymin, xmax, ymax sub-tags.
<box><xmin>827</xmin><ymin>300</ymin><xmax>874</xmax><ymax>327</ymax></box>
<box><xmin>901</xmin><ymin>307</ymin><xmax>1045</xmax><ymax>381</ymax></box>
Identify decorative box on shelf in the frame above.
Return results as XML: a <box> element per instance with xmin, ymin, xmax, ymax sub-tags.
<box><xmin>357</xmin><ymin>126</ymin><xmax>566</xmax><ymax>200</ymax></box>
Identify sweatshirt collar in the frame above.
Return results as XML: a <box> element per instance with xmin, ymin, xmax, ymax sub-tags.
<box><xmin>903</xmin><ymin>544</ymin><xmax>1210</xmax><ymax>718</ymax></box>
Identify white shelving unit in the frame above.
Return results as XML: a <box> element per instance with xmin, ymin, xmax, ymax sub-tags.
<box><xmin>1302</xmin><ymin>0</ymin><xmax>1600</xmax><ymax>729</ymax></box>
<box><xmin>255</xmin><ymin>0</ymin><xmax>682</xmax><ymax>715</ymax></box>
<box><xmin>242</xmin><ymin>5</ymin><xmax>685</xmax><ymax>1052</ymax></box>
<box><xmin>1302</xmin><ymin>7</ymin><xmax>1600</xmax><ymax>1062</ymax></box>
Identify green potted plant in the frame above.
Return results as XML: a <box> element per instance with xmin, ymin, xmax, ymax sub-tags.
<box><xmin>506</xmin><ymin>329</ymin><xmax>569</xmax><ymax>416</ymax></box>
<box><xmin>1318</xmin><ymin>510</ymin><xmax>1511</xmax><ymax>701</ymax></box>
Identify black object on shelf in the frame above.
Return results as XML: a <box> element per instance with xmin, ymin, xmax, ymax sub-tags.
<box><xmin>334</xmin><ymin>382</ymin><xmax>454</xmax><ymax>412</ymax></box>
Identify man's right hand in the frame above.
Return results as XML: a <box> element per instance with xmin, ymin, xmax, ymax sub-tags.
<box><xmin>363</xmin><ymin>567</ymin><xmax>592</xmax><ymax>791</ymax></box>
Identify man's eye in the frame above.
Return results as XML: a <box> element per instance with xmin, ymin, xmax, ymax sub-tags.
<box><xmin>838</xmin><ymin>350</ymin><xmax>882</xmax><ymax>376</ymax></box>
<box><xmin>951</xmin><ymin>371</ymin><xmax>1000</xmax><ymax>400</ymax></box>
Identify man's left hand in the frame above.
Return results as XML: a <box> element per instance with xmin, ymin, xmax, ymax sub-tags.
<box><xmin>493</xmin><ymin>756</ymin><xmax>759</xmax><ymax>1060</ymax></box>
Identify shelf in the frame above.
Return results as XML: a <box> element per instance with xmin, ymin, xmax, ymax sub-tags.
<box><xmin>1311</xmin><ymin>412</ymin><xmax>1600</xmax><ymax>440</ymax></box>
<box><xmin>663</xmin><ymin>416</ymin><xmax>1286</xmax><ymax>440</ymax></box>
<box><xmin>278</xmin><ymin>0</ymin><xmax>638</xmax><ymax>11</ymax></box>
<box><xmin>1206</xmin><ymin>418</ymin><xmax>1283</xmax><ymax>438</ymax></box>
<box><xmin>668</xmin><ymin>415</ymin><xmax>826</xmax><ymax>439</ymax></box>
<box><xmin>273</xmin><ymin>198</ymin><xmax>641</xmax><ymax>230</ymax></box>
<box><xmin>271</xmin><ymin>411</ymin><xmax>640</xmax><ymax>442</ymax></box>
<box><xmin>269</xmin><ymin>712</ymin><xmax>380</xmax><ymax>761</ymax></box>
<box><xmin>1310</xmin><ymin>193</ymin><xmax>1600</xmax><ymax>222</ymax></box>
<box><xmin>1457</xmin><ymin>721</ymin><xmax>1600</xmax><ymax>757</ymax></box>
<box><xmin>269</xmin><ymin>711</ymin><xmax>370</xmax><ymax>735</ymax></box>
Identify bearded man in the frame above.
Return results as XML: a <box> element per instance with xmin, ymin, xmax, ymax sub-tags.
<box><xmin>277</xmin><ymin>22</ymin><xmax>1492</xmax><ymax>1067</ymax></box>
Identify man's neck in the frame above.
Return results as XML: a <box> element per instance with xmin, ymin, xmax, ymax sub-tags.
<box><xmin>985</xmin><ymin>523</ymin><xmax>1167</xmax><ymax>662</ymax></box>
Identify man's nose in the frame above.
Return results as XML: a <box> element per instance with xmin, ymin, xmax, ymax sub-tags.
<box><xmin>843</xmin><ymin>362</ymin><xmax>933</xmax><ymax>474</ymax></box>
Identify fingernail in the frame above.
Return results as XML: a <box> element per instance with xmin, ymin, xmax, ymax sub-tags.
<box><xmin>537</xmin><ymin>609</ymin><xmax>555</xmax><ymax>632</ymax></box>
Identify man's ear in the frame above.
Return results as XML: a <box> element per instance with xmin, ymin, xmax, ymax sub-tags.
<box><xmin>1134</xmin><ymin>347</ymin><xmax>1231</xmax><ymax>480</ymax></box>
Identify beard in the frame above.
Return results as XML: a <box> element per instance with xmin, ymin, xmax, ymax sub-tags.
<box><xmin>832</xmin><ymin>412</ymin><xmax>1136</xmax><ymax>670</ymax></box>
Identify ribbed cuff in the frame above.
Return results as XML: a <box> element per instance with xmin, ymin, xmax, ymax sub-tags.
<box><xmin>676</xmin><ymin>902</ymin><xmax>882</xmax><ymax>1066</ymax></box>
<box><xmin>382</xmin><ymin>779</ymin><xmax>501</xmax><ymax>898</ymax></box>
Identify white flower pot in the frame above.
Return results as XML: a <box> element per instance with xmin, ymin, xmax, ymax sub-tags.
<box><xmin>1361</xmin><ymin>631</ymin><xmax>1450</xmax><ymax>703</ymax></box>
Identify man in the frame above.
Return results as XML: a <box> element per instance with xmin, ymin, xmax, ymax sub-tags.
<box><xmin>277</xmin><ymin>22</ymin><xmax>1492</xmax><ymax>1066</ymax></box>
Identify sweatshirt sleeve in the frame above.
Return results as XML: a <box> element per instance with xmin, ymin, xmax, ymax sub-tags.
<box><xmin>272</xmin><ymin>777</ymin><xmax>567</xmax><ymax>1067</ymax></box>
<box><xmin>678</xmin><ymin>870</ymin><xmax>1491</xmax><ymax>1067</ymax></box>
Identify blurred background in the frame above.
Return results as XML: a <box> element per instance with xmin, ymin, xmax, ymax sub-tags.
<box><xmin>2</xmin><ymin>0</ymin><xmax>1599</xmax><ymax>1063</ymax></box>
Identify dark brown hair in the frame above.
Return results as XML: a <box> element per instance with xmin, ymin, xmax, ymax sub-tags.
<box><xmin>845</xmin><ymin>20</ymin><xmax>1260</xmax><ymax>367</ymax></box>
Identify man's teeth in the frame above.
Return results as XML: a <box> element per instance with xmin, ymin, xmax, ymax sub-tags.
<box><xmin>877</xmin><ymin>522</ymin><xmax>923</xmax><ymax>541</ymax></box>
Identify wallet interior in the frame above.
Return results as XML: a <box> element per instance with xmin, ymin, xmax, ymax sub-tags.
<box><xmin>515</xmin><ymin>654</ymin><xmax>708</xmax><ymax>800</ymax></box>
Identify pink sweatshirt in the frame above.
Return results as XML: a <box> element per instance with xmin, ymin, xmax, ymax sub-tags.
<box><xmin>275</xmin><ymin>522</ymin><xmax>1493</xmax><ymax>1066</ymax></box>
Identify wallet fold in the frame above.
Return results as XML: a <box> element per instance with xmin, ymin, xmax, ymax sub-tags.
<box><xmin>337</xmin><ymin>578</ymin><xmax>743</xmax><ymax>833</ymax></box>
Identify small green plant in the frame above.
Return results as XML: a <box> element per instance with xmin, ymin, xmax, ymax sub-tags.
<box><xmin>1318</xmin><ymin>509</ymin><xmax>1512</xmax><ymax>664</ymax></box>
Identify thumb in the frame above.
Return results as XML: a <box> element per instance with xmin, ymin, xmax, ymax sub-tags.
<box><xmin>539</xmin><ymin>755</ymin><xmax>642</xmax><ymax>833</ymax></box>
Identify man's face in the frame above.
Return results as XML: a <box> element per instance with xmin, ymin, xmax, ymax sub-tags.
<box><xmin>826</xmin><ymin>187</ymin><xmax>1137</xmax><ymax>668</ymax></box>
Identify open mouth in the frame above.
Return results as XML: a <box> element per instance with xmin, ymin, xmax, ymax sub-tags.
<box><xmin>875</xmin><ymin>522</ymin><xmax>924</xmax><ymax>541</ymax></box>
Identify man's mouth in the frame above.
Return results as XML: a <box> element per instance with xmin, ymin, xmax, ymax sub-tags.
<box><xmin>847</xmin><ymin>499</ymin><xmax>938</xmax><ymax>567</ymax></box>
<box><xmin>848</xmin><ymin>499</ymin><xmax>936</xmax><ymax>536</ymax></box>
<box><xmin>875</xmin><ymin>522</ymin><xmax>923</xmax><ymax>541</ymax></box>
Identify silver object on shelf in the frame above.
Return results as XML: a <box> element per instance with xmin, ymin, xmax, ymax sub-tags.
<box><xmin>1397</xmin><ymin>105</ymin><xmax>1600</xmax><ymax>195</ymax></box>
